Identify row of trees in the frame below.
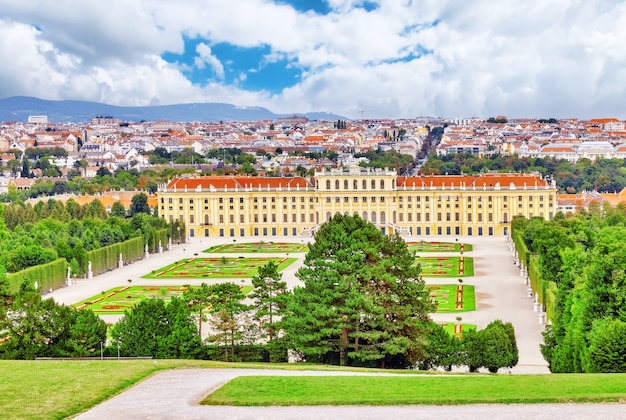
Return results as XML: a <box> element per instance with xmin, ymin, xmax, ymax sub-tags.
<box><xmin>421</xmin><ymin>320</ymin><xmax>518</xmax><ymax>372</ymax></box>
<box><xmin>0</xmin><ymin>197</ymin><xmax>179</xmax><ymax>274</ymax></box>
<box><xmin>0</xmin><ymin>278</ymin><xmax>107</xmax><ymax>359</ymax></box>
<box><xmin>513</xmin><ymin>207</ymin><xmax>626</xmax><ymax>372</ymax></box>
<box><xmin>421</xmin><ymin>153</ymin><xmax>626</xmax><ymax>193</ymax></box>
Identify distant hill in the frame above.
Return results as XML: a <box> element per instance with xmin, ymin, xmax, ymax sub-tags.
<box><xmin>0</xmin><ymin>96</ymin><xmax>347</xmax><ymax>123</ymax></box>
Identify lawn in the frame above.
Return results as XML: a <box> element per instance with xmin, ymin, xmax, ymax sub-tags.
<box><xmin>73</xmin><ymin>285</ymin><xmax>254</xmax><ymax>315</ymax></box>
<box><xmin>201</xmin><ymin>374</ymin><xmax>626</xmax><ymax>406</ymax></box>
<box><xmin>427</xmin><ymin>284</ymin><xmax>476</xmax><ymax>312</ymax></box>
<box><xmin>440</xmin><ymin>323</ymin><xmax>476</xmax><ymax>339</ymax></box>
<box><xmin>142</xmin><ymin>257</ymin><xmax>296</xmax><ymax>279</ymax></box>
<box><xmin>416</xmin><ymin>256</ymin><xmax>474</xmax><ymax>277</ymax></box>
<box><xmin>204</xmin><ymin>242</ymin><xmax>308</xmax><ymax>253</ymax></box>
<box><xmin>1</xmin><ymin>360</ymin><xmax>625</xmax><ymax>419</ymax></box>
<box><xmin>408</xmin><ymin>241</ymin><xmax>473</xmax><ymax>253</ymax></box>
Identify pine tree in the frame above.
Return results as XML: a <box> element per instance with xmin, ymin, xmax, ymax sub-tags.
<box><xmin>283</xmin><ymin>214</ymin><xmax>434</xmax><ymax>368</ymax></box>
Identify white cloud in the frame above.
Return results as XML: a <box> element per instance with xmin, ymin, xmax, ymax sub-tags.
<box><xmin>194</xmin><ymin>43</ymin><xmax>225</xmax><ymax>80</ymax></box>
<box><xmin>1</xmin><ymin>1</ymin><xmax>626</xmax><ymax>119</ymax></box>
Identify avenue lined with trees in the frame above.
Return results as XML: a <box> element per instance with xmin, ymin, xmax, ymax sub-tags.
<box><xmin>513</xmin><ymin>207</ymin><xmax>626</xmax><ymax>373</ymax></box>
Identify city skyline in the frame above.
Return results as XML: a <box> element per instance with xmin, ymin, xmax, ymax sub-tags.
<box><xmin>1</xmin><ymin>1</ymin><xmax>626</xmax><ymax>120</ymax></box>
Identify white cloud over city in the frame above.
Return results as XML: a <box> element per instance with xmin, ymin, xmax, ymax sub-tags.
<box><xmin>1</xmin><ymin>0</ymin><xmax>625</xmax><ymax>119</ymax></box>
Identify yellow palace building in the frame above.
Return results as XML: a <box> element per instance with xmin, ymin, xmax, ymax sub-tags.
<box><xmin>156</xmin><ymin>167</ymin><xmax>557</xmax><ymax>239</ymax></box>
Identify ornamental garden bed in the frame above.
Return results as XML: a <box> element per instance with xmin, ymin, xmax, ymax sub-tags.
<box><xmin>427</xmin><ymin>284</ymin><xmax>476</xmax><ymax>312</ymax></box>
<box><xmin>142</xmin><ymin>257</ymin><xmax>296</xmax><ymax>279</ymax></box>
<box><xmin>416</xmin><ymin>256</ymin><xmax>474</xmax><ymax>277</ymax></box>
<box><xmin>407</xmin><ymin>241</ymin><xmax>473</xmax><ymax>253</ymax></box>
<box><xmin>204</xmin><ymin>241</ymin><xmax>308</xmax><ymax>253</ymax></box>
<box><xmin>73</xmin><ymin>285</ymin><xmax>254</xmax><ymax>314</ymax></box>
<box><xmin>440</xmin><ymin>322</ymin><xmax>476</xmax><ymax>339</ymax></box>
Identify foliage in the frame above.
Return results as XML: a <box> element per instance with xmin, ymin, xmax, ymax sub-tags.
<box><xmin>583</xmin><ymin>318</ymin><xmax>626</xmax><ymax>373</ymax></box>
<box><xmin>110</xmin><ymin>296</ymin><xmax>200</xmax><ymax>359</ymax></box>
<box><xmin>0</xmin><ymin>285</ymin><xmax>106</xmax><ymax>359</ymax></box>
<box><xmin>249</xmin><ymin>261</ymin><xmax>287</xmax><ymax>361</ymax></box>
<box><xmin>516</xmin><ymin>211</ymin><xmax>626</xmax><ymax>372</ymax></box>
<box><xmin>0</xmin><ymin>199</ymin><xmax>177</xmax><ymax>279</ymax></box>
<box><xmin>205</xmin><ymin>283</ymin><xmax>248</xmax><ymax>362</ymax></box>
<box><xmin>355</xmin><ymin>149</ymin><xmax>413</xmax><ymax>173</ymax></box>
<box><xmin>421</xmin><ymin>153</ymin><xmax>626</xmax><ymax>193</ymax></box>
<box><xmin>283</xmin><ymin>214</ymin><xmax>434</xmax><ymax>368</ymax></box>
<box><xmin>5</xmin><ymin>258</ymin><xmax>68</xmax><ymax>294</ymax></box>
<box><xmin>182</xmin><ymin>282</ymin><xmax>212</xmax><ymax>337</ymax></box>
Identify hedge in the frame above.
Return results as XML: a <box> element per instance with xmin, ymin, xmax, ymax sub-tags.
<box><xmin>83</xmin><ymin>237</ymin><xmax>144</xmax><ymax>276</ymax></box>
<box><xmin>544</xmin><ymin>281</ymin><xmax>558</xmax><ymax>321</ymax></box>
<box><xmin>6</xmin><ymin>258</ymin><xmax>68</xmax><ymax>294</ymax></box>
<box><xmin>512</xmin><ymin>230</ymin><xmax>530</xmax><ymax>268</ymax></box>
<box><xmin>153</xmin><ymin>229</ymin><xmax>169</xmax><ymax>253</ymax></box>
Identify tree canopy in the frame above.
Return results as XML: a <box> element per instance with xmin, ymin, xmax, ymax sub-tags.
<box><xmin>282</xmin><ymin>214</ymin><xmax>434</xmax><ymax>368</ymax></box>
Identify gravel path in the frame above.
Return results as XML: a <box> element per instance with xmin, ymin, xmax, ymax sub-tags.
<box><xmin>74</xmin><ymin>368</ymin><xmax>626</xmax><ymax>420</ymax></box>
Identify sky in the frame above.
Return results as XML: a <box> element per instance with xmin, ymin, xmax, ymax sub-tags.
<box><xmin>1</xmin><ymin>0</ymin><xmax>626</xmax><ymax>120</ymax></box>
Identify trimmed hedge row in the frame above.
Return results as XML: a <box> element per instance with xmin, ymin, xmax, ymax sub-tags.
<box><xmin>84</xmin><ymin>237</ymin><xmax>144</xmax><ymax>276</ymax></box>
<box><xmin>521</xmin><ymin>241</ymin><xmax>557</xmax><ymax>322</ymax></box>
<box><xmin>512</xmin><ymin>229</ymin><xmax>530</xmax><ymax>268</ymax></box>
<box><xmin>7</xmin><ymin>258</ymin><xmax>68</xmax><ymax>293</ymax></box>
<box><xmin>153</xmin><ymin>229</ymin><xmax>169</xmax><ymax>252</ymax></box>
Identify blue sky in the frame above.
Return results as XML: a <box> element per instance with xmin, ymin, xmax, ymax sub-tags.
<box><xmin>1</xmin><ymin>1</ymin><xmax>626</xmax><ymax>119</ymax></box>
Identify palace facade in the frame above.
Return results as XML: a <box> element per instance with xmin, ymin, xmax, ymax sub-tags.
<box><xmin>157</xmin><ymin>167</ymin><xmax>557</xmax><ymax>239</ymax></box>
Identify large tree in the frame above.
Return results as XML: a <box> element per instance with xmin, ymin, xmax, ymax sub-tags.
<box><xmin>182</xmin><ymin>283</ymin><xmax>212</xmax><ymax>337</ymax></box>
<box><xmin>0</xmin><ymin>285</ymin><xmax>106</xmax><ymax>359</ymax></box>
<box><xmin>110</xmin><ymin>296</ymin><xmax>200</xmax><ymax>359</ymax></box>
<box><xmin>205</xmin><ymin>283</ymin><xmax>248</xmax><ymax>362</ymax></box>
<box><xmin>249</xmin><ymin>261</ymin><xmax>287</xmax><ymax>361</ymax></box>
<box><xmin>283</xmin><ymin>213</ymin><xmax>434</xmax><ymax>368</ymax></box>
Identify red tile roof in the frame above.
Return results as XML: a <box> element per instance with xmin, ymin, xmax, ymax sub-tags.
<box><xmin>166</xmin><ymin>176</ymin><xmax>312</xmax><ymax>190</ymax></box>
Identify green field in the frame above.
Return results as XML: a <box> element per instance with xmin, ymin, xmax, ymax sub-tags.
<box><xmin>73</xmin><ymin>285</ymin><xmax>254</xmax><ymax>314</ymax></box>
<box><xmin>2</xmin><ymin>360</ymin><xmax>626</xmax><ymax>419</ymax></box>
<box><xmin>417</xmin><ymin>256</ymin><xmax>474</xmax><ymax>277</ymax></box>
<box><xmin>408</xmin><ymin>241</ymin><xmax>472</xmax><ymax>253</ymax></box>
<box><xmin>142</xmin><ymin>257</ymin><xmax>296</xmax><ymax>279</ymax></box>
<box><xmin>428</xmin><ymin>284</ymin><xmax>476</xmax><ymax>312</ymax></box>
<box><xmin>201</xmin><ymin>374</ymin><xmax>626</xmax><ymax>406</ymax></box>
<box><xmin>204</xmin><ymin>242</ymin><xmax>308</xmax><ymax>253</ymax></box>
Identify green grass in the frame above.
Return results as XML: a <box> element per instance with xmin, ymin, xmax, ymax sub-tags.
<box><xmin>204</xmin><ymin>242</ymin><xmax>308</xmax><ymax>253</ymax></box>
<box><xmin>408</xmin><ymin>241</ymin><xmax>473</xmax><ymax>252</ymax></box>
<box><xmin>2</xmin><ymin>360</ymin><xmax>626</xmax><ymax>419</ymax></box>
<box><xmin>73</xmin><ymin>285</ymin><xmax>254</xmax><ymax>314</ymax></box>
<box><xmin>142</xmin><ymin>257</ymin><xmax>296</xmax><ymax>279</ymax></box>
<box><xmin>427</xmin><ymin>284</ymin><xmax>476</xmax><ymax>312</ymax></box>
<box><xmin>0</xmin><ymin>359</ymin><xmax>200</xmax><ymax>420</ymax></box>
<box><xmin>202</xmin><ymin>374</ymin><xmax>626</xmax><ymax>406</ymax></box>
<box><xmin>441</xmin><ymin>323</ymin><xmax>475</xmax><ymax>339</ymax></box>
<box><xmin>417</xmin><ymin>256</ymin><xmax>474</xmax><ymax>277</ymax></box>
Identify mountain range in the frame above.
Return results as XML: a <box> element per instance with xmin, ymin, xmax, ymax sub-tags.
<box><xmin>0</xmin><ymin>96</ymin><xmax>346</xmax><ymax>123</ymax></box>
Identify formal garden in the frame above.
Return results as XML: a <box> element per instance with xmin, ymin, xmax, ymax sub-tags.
<box><xmin>73</xmin><ymin>285</ymin><xmax>253</xmax><ymax>314</ymax></box>
<box><xmin>142</xmin><ymin>257</ymin><xmax>296</xmax><ymax>279</ymax></box>
<box><xmin>416</xmin><ymin>256</ymin><xmax>474</xmax><ymax>277</ymax></box>
<box><xmin>441</xmin><ymin>322</ymin><xmax>475</xmax><ymax>339</ymax></box>
<box><xmin>407</xmin><ymin>241</ymin><xmax>472</xmax><ymax>253</ymax></box>
<box><xmin>204</xmin><ymin>241</ymin><xmax>308</xmax><ymax>253</ymax></box>
<box><xmin>427</xmin><ymin>284</ymin><xmax>476</xmax><ymax>312</ymax></box>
